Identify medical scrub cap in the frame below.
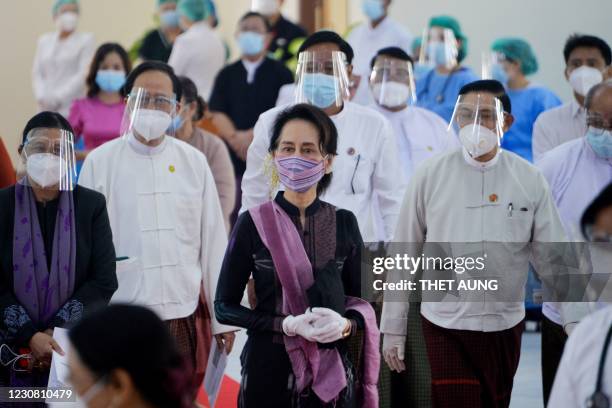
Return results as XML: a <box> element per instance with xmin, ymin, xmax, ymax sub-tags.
<box><xmin>157</xmin><ymin>0</ymin><xmax>177</xmax><ymax>7</ymax></box>
<box><xmin>411</xmin><ymin>36</ymin><xmax>422</xmax><ymax>52</ymax></box>
<box><xmin>492</xmin><ymin>38</ymin><xmax>539</xmax><ymax>76</ymax></box>
<box><xmin>429</xmin><ymin>15</ymin><xmax>468</xmax><ymax>62</ymax></box>
<box><xmin>177</xmin><ymin>0</ymin><xmax>209</xmax><ymax>22</ymax></box>
<box><xmin>52</xmin><ymin>0</ymin><xmax>78</xmax><ymax>15</ymax></box>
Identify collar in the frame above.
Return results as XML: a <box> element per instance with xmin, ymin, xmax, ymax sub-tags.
<box><xmin>462</xmin><ymin>147</ymin><xmax>501</xmax><ymax>171</ymax></box>
<box><xmin>570</xmin><ymin>98</ymin><xmax>585</xmax><ymax>118</ymax></box>
<box><xmin>274</xmin><ymin>192</ymin><xmax>321</xmax><ymax>217</ymax></box>
<box><xmin>127</xmin><ymin>132</ymin><xmax>168</xmax><ymax>156</ymax></box>
<box><xmin>241</xmin><ymin>58</ymin><xmax>265</xmax><ymax>83</ymax></box>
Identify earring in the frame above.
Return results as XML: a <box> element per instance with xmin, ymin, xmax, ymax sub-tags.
<box><xmin>263</xmin><ymin>153</ymin><xmax>279</xmax><ymax>199</ymax></box>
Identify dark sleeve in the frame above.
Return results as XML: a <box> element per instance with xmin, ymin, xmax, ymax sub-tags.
<box><xmin>47</xmin><ymin>192</ymin><xmax>117</xmax><ymax>329</ymax></box>
<box><xmin>208</xmin><ymin>68</ymin><xmax>229</xmax><ymax>114</ymax></box>
<box><xmin>338</xmin><ymin>210</ymin><xmax>365</xmax><ymax>331</ymax></box>
<box><xmin>215</xmin><ymin>212</ymin><xmax>284</xmax><ymax>333</ymax></box>
<box><xmin>138</xmin><ymin>30</ymin><xmax>157</xmax><ymax>61</ymax></box>
<box><xmin>278</xmin><ymin>64</ymin><xmax>294</xmax><ymax>86</ymax></box>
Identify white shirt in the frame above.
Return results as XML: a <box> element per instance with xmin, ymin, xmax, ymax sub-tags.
<box><xmin>169</xmin><ymin>22</ymin><xmax>225</xmax><ymax>99</ymax></box>
<box><xmin>276</xmin><ymin>83</ymin><xmax>296</xmax><ymax>107</ymax></box>
<box><xmin>381</xmin><ymin>149</ymin><xmax>567</xmax><ymax>333</ymax></box>
<box><xmin>532</xmin><ymin>100</ymin><xmax>587</xmax><ymax>163</ymax></box>
<box><xmin>548</xmin><ymin>305</ymin><xmax>612</xmax><ymax>408</ymax></box>
<box><xmin>346</xmin><ymin>17</ymin><xmax>413</xmax><ymax>106</ymax></box>
<box><xmin>240</xmin><ymin>101</ymin><xmax>405</xmax><ymax>242</ymax></box>
<box><xmin>32</xmin><ymin>31</ymin><xmax>95</xmax><ymax>117</ymax></box>
<box><xmin>242</xmin><ymin>58</ymin><xmax>264</xmax><ymax>84</ymax></box>
<box><xmin>78</xmin><ymin>134</ymin><xmax>235</xmax><ymax>334</ymax></box>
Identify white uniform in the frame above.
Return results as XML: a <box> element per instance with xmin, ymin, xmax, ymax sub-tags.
<box><xmin>548</xmin><ymin>305</ymin><xmax>612</xmax><ymax>408</ymax></box>
<box><xmin>32</xmin><ymin>31</ymin><xmax>95</xmax><ymax>117</ymax></box>
<box><xmin>346</xmin><ymin>17</ymin><xmax>413</xmax><ymax>106</ymax></box>
<box><xmin>240</xmin><ymin>101</ymin><xmax>405</xmax><ymax>243</ymax></box>
<box><xmin>532</xmin><ymin>100</ymin><xmax>586</xmax><ymax>163</ymax></box>
<box><xmin>381</xmin><ymin>149</ymin><xmax>567</xmax><ymax>334</ymax></box>
<box><xmin>168</xmin><ymin>21</ymin><xmax>225</xmax><ymax>99</ymax></box>
<box><xmin>79</xmin><ymin>134</ymin><xmax>235</xmax><ymax>334</ymax></box>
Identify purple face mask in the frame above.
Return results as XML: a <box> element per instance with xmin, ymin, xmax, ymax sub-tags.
<box><xmin>275</xmin><ymin>156</ymin><xmax>326</xmax><ymax>193</ymax></box>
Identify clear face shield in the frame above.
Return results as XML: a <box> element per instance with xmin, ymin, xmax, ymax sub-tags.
<box><xmin>422</xmin><ymin>27</ymin><xmax>459</xmax><ymax>69</ymax></box>
<box><xmin>295</xmin><ymin>50</ymin><xmax>351</xmax><ymax>110</ymax></box>
<box><xmin>449</xmin><ymin>93</ymin><xmax>506</xmax><ymax>158</ymax></box>
<box><xmin>481</xmin><ymin>51</ymin><xmax>508</xmax><ymax>84</ymax></box>
<box><xmin>18</xmin><ymin>127</ymin><xmax>76</xmax><ymax>191</ymax></box>
<box><xmin>369</xmin><ymin>56</ymin><xmax>417</xmax><ymax>108</ymax></box>
<box><xmin>120</xmin><ymin>87</ymin><xmax>178</xmax><ymax>143</ymax></box>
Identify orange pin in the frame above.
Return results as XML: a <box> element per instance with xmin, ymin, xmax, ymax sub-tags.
<box><xmin>489</xmin><ymin>194</ymin><xmax>498</xmax><ymax>203</ymax></box>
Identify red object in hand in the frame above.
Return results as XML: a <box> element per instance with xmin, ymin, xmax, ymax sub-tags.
<box><xmin>17</xmin><ymin>348</ymin><xmax>31</xmax><ymax>369</ymax></box>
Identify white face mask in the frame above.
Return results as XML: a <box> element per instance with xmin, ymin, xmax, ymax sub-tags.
<box><xmin>251</xmin><ymin>0</ymin><xmax>279</xmax><ymax>15</ymax></box>
<box><xmin>56</xmin><ymin>11</ymin><xmax>79</xmax><ymax>32</ymax></box>
<box><xmin>26</xmin><ymin>153</ymin><xmax>63</xmax><ymax>188</ymax></box>
<box><xmin>371</xmin><ymin>82</ymin><xmax>411</xmax><ymax>108</ymax></box>
<box><xmin>459</xmin><ymin>124</ymin><xmax>499</xmax><ymax>158</ymax></box>
<box><xmin>132</xmin><ymin>109</ymin><xmax>172</xmax><ymax>142</ymax></box>
<box><xmin>569</xmin><ymin>66</ymin><xmax>604</xmax><ymax>96</ymax></box>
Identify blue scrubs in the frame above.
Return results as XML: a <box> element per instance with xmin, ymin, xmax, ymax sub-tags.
<box><xmin>416</xmin><ymin>66</ymin><xmax>478</xmax><ymax>123</ymax></box>
<box><xmin>501</xmin><ymin>85</ymin><xmax>561</xmax><ymax>162</ymax></box>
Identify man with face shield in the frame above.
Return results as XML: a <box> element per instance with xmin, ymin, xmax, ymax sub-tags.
<box><xmin>0</xmin><ymin>111</ymin><xmax>116</xmax><ymax>392</ymax></box>
<box><xmin>381</xmin><ymin>80</ymin><xmax>568</xmax><ymax>407</ymax></box>
<box><xmin>536</xmin><ymin>80</ymin><xmax>612</xmax><ymax>404</ymax></box>
<box><xmin>241</xmin><ymin>31</ymin><xmax>404</xmax><ymax>244</ymax></box>
<box><xmin>533</xmin><ymin>35</ymin><xmax>611</xmax><ymax>162</ymax></box>
<box><xmin>78</xmin><ymin>62</ymin><xmax>238</xmax><ymax>389</ymax></box>
<box><xmin>415</xmin><ymin>16</ymin><xmax>478</xmax><ymax>123</ymax></box>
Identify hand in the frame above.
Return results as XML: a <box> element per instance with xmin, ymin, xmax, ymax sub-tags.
<box><xmin>382</xmin><ymin>333</ymin><xmax>406</xmax><ymax>373</ymax></box>
<box><xmin>282</xmin><ymin>313</ymin><xmax>320</xmax><ymax>341</ymax></box>
<box><xmin>28</xmin><ymin>332</ymin><xmax>64</xmax><ymax>365</ymax></box>
<box><xmin>564</xmin><ymin>322</ymin><xmax>578</xmax><ymax>336</ymax></box>
<box><xmin>215</xmin><ymin>332</ymin><xmax>236</xmax><ymax>354</ymax></box>
<box><xmin>232</xmin><ymin>130</ymin><xmax>254</xmax><ymax>161</ymax></box>
<box><xmin>309</xmin><ymin>307</ymin><xmax>350</xmax><ymax>343</ymax></box>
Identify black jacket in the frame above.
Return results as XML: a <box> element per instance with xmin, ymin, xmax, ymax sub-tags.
<box><xmin>0</xmin><ymin>185</ymin><xmax>117</xmax><ymax>347</ymax></box>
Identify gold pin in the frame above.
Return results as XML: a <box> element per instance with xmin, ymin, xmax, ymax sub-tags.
<box><xmin>169</xmin><ymin>165</ymin><xmax>175</xmax><ymax>173</ymax></box>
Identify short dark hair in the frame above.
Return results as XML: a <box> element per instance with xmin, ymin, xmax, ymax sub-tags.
<box><xmin>177</xmin><ymin>76</ymin><xmax>207</xmax><ymax>122</ymax></box>
<box><xmin>69</xmin><ymin>305</ymin><xmax>194</xmax><ymax>408</ymax></box>
<box><xmin>239</xmin><ymin>11</ymin><xmax>271</xmax><ymax>32</ymax></box>
<box><xmin>459</xmin><ymin>79</ymin><xmax>512</xmax><ymax>114</ymax></box>
<box><xmin>122</xmin><ymin>61</ymin><xmax>182</xmax><ymax>100</ymax></box>
<box><xmin>370</xmin><ymin>46</ymin><xmax>414</xmax><ymax>69</ymax></box>
<box><xmin>298</xmin><ymin>30</ymin><xmax>354</xmax><ymax>64</ymax></box>
<box><xmin>584</xmin><ymin>80</ymin><xmax>612</xmax><ymax>111</ymax></box>
<box><xmin>86</xmin><ymin>43</ymin><xmax>132</xmax><ymax>98</ymax></box>
<box><xmin>269</xmin><ymin>104</ymin><xmax>338</xmax><ymax>196</ymax></box>
<box><xmin>581</xmin><ymin>183</ymin><xmax>612</xmax><ymax>240</ymax></box>
<box><xmin>22</xmin><ymin>111</ymin><xmax>74</xmax><ymax>145</ymax></box>
<box><xmin>564</xmin><ymin>34</ymin><xmax>611</xmax><ymax>66</ymax></box>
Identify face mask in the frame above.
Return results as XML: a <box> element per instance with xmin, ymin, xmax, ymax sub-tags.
<box><xmin>586</xmin><ymin>127</ymin><xmax>612</xmax><ymax>158</ymax></box>
<box><xmin>251</xmin><ymin>0</ymin><xmax>279</xmax><ymax>16</ymax></box>
<box><xmin>275</xmin><ymin>156</ymin><xmax>326</xmax><ymax>193</ymax></box>
<box><xmin>26</xmin><ymin>153</ymin><xmax>63</xmax><ymax>188</ymax></box>
<box><xmin>301</xmin><ymin>73</ymin><xmax>339</xmax><ymax>109</ymax></box>
<box><xmin>428</xmin><ymin>41</ymin><xmax>448</xmax><ymax>67</ymax></box>
<box><xmin>569</xmin><ymin>66</ymin><xmax>604</xmax><ymax>96</ymax></box>
<box><xmin>491</xmin><ymin>63</ymin><xmax>509</xmax><ymax>85</ymax></box>
<box><xmin>238</xmin><ymin>32</ymin><xmax>265</xmax><ymax>56</ymax></box>
<box><xmin>56</xmin><ymin>11</ymin><xmax>78</xmax><ymax>32</ymax></box>
<box><xmin>95</xmin><ymin>70</ymin><xmax>126</xmax><ymax>93</ymax></box>
<box><xmin>362</xmin><ymin>0</ymin><xmax>385</xmax><ymax>21</ymax></box>
<box><xmin>160</xmin><ymin>10</ymin><xmax>180</xmax><ymax>28</ymax></box>
<box><xmin>459</xmin><ymin>124</ymin><xmax>499</xmax><ymax>158</ymax></box>
<box><xmin>132</xmin><ymin>109</ymin><xmax>172</xmax><ymax>142</ymax></box>
<box><xmin>79</xmin><ymin>377</ymin><xmax>108</xmax><ymax>405</ymax></box>
<box><xmin>371</xmin><ymin>82</ymin><xmax>411</xmax><ymax>108</ymax></box>
<box><xmin>168</xmin><ymin>114</ymin><xmax>185</xmax><ymax>133</ymax></box>
<box><xmin>413</xmin><ymin>63</ymin><xmax>432</xmax><ymax>81</ymax></box>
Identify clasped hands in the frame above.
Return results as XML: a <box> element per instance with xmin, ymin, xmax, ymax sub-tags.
<box><xmin>282</xmin><ymin>307</ymin><xmax>350</xmax><ymax>344</ymax></box>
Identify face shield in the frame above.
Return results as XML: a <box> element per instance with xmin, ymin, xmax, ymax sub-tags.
<box><xmin>481</xmin><ymin>51</ymin><xmax>508</xmax><ymax>84</ymax></box>
<box><xmin>18</xmin><ymin>127</ymin><xmax>76</xmax><ymax>191</ymax></box>
<box><xmin>295</xmin><ymin>51</ymin><xmax>351</xmax><ymax>110</ymax></box>
<box><xmin>422</xmin><ymin>27</ymin><xmax>459</xmax><ymax>69</ymax></box>
<box><xmin>120</xmin><ymin>88</ymin><xmax>177</xmax><ymax>142</ymax></box>
<box><xmin>370</xmin><ymin>56</ymin><xmax>417</xmax><ymax>108</ymax></box>
<box><xmin>449</xmin><ymin>93</ymin><xmax>506</xmax><ymax>158</ymax></box>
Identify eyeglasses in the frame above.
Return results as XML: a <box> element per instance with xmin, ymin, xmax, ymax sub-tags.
<box><xmin>128</xmin><ymin>93</ymin><xmax>176</xmax><ymax>112</ymax></box>
<box><xmin>587</xmin><ymin>113</ymin><xmax>612</xmax><ymax>135</ymax></box>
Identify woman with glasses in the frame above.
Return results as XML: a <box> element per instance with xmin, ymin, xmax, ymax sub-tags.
<box><xmin>0</xmin><ymin>111</ymin><xmax>117</xmax><ymax>396</ymax></box>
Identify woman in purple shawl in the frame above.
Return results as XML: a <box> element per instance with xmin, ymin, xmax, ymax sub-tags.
<box><xmin>0</xmin><ymin>111</ymin><xmax>117</xmax><ymax>396</ymax></box>
<box><xmin>215</xmin><ymin>104</ymin><xmax>380</xmax><ymax>407</ymax></box>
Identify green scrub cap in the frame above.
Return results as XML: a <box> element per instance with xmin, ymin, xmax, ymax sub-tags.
<box><xmin>429</xmin><ymin>15</ymin><xmax>468</xmax><ymax>63</ymax></box>
<box><xmin>177</xmin><ymin>0</ymin><xmax>209</xmax><ymax>22</ymax></box>
<box><xmin>491</xmin><ymin>37</ymin><xmax>539</xmax><ymax>75</ymax></box>
<box><xmin>157</xmin><ymin>0</ymin><xmax>178</xmax><ymax>7</ymax></box>
<box><xmin>52</xmin><ymin>0</ymin><xmax>78</xmax><ymax>15</ymax></box>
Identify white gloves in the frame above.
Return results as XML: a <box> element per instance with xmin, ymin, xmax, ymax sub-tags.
<box><xmin>383</xmin><ymin>333</ymin><xmax>406</xmax><ymax>373</ymax></box>
<box><xmin>282</xmin><ymin>313</ymin><xmax>319</xmax><ymax>341</ymax></box>
<box><xmin>282</xmin><ymin>308</ymin><xmax>350</xmax><ymax>344</ymax></box>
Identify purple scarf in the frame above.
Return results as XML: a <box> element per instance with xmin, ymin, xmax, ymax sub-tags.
<box><xmin>249</xmin><ymin>201</ymin><xmax>380</xmax><ymax>406</ymax></box>
<box><xmin>12</xmin><ymin>183</ymin><xmax>76</xmax><ymax>326</ymax></box>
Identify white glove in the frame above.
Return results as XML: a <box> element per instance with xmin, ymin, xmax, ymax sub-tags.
<box><xmin>282</xmin><ymin>313</ymin><xmax>319</xmax><ymax>341</ymax></box>
<box><xmin>383</xmin><ymin>333</ymin><xmax>406</xmax><ymax>373</ymax></box>
<box><xmin>309</xmin><ymin>307</ymin><xmax>350</xmax><ymax>344</ymax></box>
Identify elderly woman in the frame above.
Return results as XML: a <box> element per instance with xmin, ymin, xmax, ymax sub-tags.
<box><xmin>0</xmin><ymin>112</ymin><xmax>117</xmax><ymax>393</ymax></box>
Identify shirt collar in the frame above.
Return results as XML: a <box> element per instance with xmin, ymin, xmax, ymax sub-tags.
<box><xmin>462</xmin><ymin>147</ymin><xmax>501</xmax><ymax>171</ymax></box>
<box><xmin>274</xmin><ymin>191</ymin><xmax>321</xmax><ymax>217</ymax></box>
<box><xmin>127</xmin><ymin>132</ymin><xmax>168</xmax><ymax>156</ymax></box>
<box><xmin>570</xmin><ymin>98</ymin><xmax>585</xmax><ymax>118</ymax></box>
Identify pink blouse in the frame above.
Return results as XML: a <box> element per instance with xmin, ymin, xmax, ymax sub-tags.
<box><xmin>68</xmin><ymin>97</ymin><xmax>126</xmax><ymax>150</ymax></box>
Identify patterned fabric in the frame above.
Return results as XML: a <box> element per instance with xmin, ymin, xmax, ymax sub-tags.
<box><xmin>55</xmin><ymin>299</ymin><xmax>84</xmax><ymax>324</ymax></box>
<box><xmin>2</xmin><ymin>305</ymin><xmax>32</xmax><ymax>342</ymax></box>
<box><xmin>166</xmin><ymin>313</ymin><xmax>197</xmax><ymax>382</ymax></box>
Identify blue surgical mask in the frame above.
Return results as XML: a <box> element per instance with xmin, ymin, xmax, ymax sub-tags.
<box><xmin>491</xmin><ymin>63</ymin><xmax>508</xmax><ymax>85</ymax></box>
<box><xmin>160</xmin><ymin>10</ymin><xmax>180</xmax><ymax>28</ymax></box>
<box><xmin>586</xmin><ymin>127</ymin><xmax>612</xmax><ymax>158</ymax></box>
<box><xmin>301</xmin><ymin>73</ymin><xmax>339</xmax><ymax>109</ymax></box>
<box><xmin>95</xmin><ymin>70</ymin><xmax>126</xmax><ymax>93</ymax></box>
<box><xmin>428</xmin><ymin>41</ymin><xmax>448</xmax><ymax>67</ymax></box>
<box><xmin>168</xmin><ymin>114</ymin><xmax>185</xmax><ymax>133</ymax></box>
<box><xmin>413</xmin><ymin>63</ymin><xmax>433</xmax><ymax>81</ymax></box>
<box><xmin>238</xmin><ymin>31</ymin><xmax>265</xmax><ymax>56</ymax></box>
<box><xmin>362</xmin><ymin>0</ymin><xmax>385</xmax><ymax>21</ymax></box>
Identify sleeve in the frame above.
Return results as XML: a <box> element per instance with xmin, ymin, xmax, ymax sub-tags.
<box><xmin>68</xmin><ymin>100</ymin><xmax>84</xmax><ymax>140</ymax></box>
<box><xmin>31</xmin><ymin>36</ymin><xmax>48</xmax><ymax>106</ymax></box>
<box><xmin>138</xmin><ymin>31</ymin><xmax>155</xmax><ymax>61</ymax></box>
<box><xmin>340</xmin><ymin>211</ymin><xmax>364</xmax><ymax>298</ymax></box>
<box><xmin>546</xmin><ymin>323</ymin><xmax>583</xmax><ymax>408</ymax></box>
<box><xmin>168</xmin><ymin>36</ymin><xmax>190</xmax><ymax>76</ymax></box>
<box><xmin>47</xmin><ymin>193</ymin><xmax>118</xmax><ymax>329</ymax></box>
<box><xmin>200</xmin><ymin>161</ymin><xmax>238</xmax><ymax>335</ymax></box>
<box><xmin>214</xmin><ymin>213</ymin><xmax>285</xmax><ymax>333</ymax></box>
<box><xmin>207</xmin><ymin>137</ymin><xmax>236</xmax><ymax>232</ymax></box>
<box><xmin>532</xmin><ymin>115</ymin><xmax>552</xmax><ymax>164</ymax></box>
<box><xmin>208</xmin><ymin>69</ymin><xmax>229</xmax><ymax>113</ymax></box>
<box><xmin>54</xmin><ymin>35</ymin><xmax>96</xmax><ymax>103</ymax></box>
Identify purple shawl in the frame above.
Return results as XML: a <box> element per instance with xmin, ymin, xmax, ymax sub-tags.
<box><xmin>12</xmin><ymin>183</ymin><xmax>76</xmax><ymax>326</ymax></box>
<box><xmin>249</xmin><ymin>201</ymin><xmax>380</xmax><ymax>406</ymax></box>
